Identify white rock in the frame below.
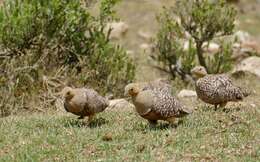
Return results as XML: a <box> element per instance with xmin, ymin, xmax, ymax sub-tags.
<box><xmin>184</xmin><ymin>31</ymin><xmax>191</xmax><ymax>39</ymax></box>
<box><xmin>234</xmin><ymin>20</ymin><xmax>240</xmax><ymax>26</ymax></box>
<box><xmin>107</xmin><ymin>99</ymin><xmax>134</xmax><ymax>110</ymax></box>
<box><xmin>126</xmin><ymin>50</ymin><xmax>134</xmax><ymax>55</ymax></box>
<box><xmin>202</xmin><ymin>42</ymin><xmax>220</xmax><ymax>53</ymax></box>
<box><xmin>233</xmin><ymin>43</ymin><xmax>241</xmax><ymax>49</ymax></box>
<box><xmin>183</xmin><ymin>41</ymin><xmax>190</xmax><ymax>51</ymax></box>
<box><xmin>177</xmin><ymin>89</ymin><xmax>197</xmax><ymax>98</ymax></box>
<box><xmin>250</xmin><ymin>103</ymin><xmax>256</xmax><ymax>108</ymax></box>
<box><xmin>241</xmin><ymin>41</ymin><xmax>260</xmax><ymax>53</ymax></box>
<box><xmin>138</xmin><ymin>30</ymin><xmax>153</xmax><ymax>42</ymax></box>
<box><xmin>140</xmin><ymin>43</ymin><xmax>154</xmax><ymax>53</ymax></box>
<box><xmin>234</xmin><ymin>30</ymin><xmax>251</xmax><ymax>43</ymax></box>
<box><xmin>234</xmin><ymin>56</ymin><xmax>260</xmax><ymax>77</ymax></box>
<box><xmin>105</xmin><ymin>21</ymin><xmax>129</xmax><ymax>40</ymax></box>
<box><xmin>183</xmin><ymin>40</ymin><xmax>196</xmax><ymax>51</ymax></box>
<box><xmin>232</xmin><ymin>41</ymin><xmax>260</xmax><ymax>62</ymax></box>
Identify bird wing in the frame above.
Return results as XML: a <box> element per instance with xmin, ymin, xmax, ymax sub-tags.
<box><xmin>84</xmin><ymin>88</ymin><xmax>109</xmax><ymax>113</ymax></box>
<box><xmin>150</xmin><ymin>89</ymin><xmax>185</xmax><ymax>118</ymax></box>
<box><xmin>212</xmin><ymin>75</ymin><xmax>239</xmax><ymax>101</ymax></box>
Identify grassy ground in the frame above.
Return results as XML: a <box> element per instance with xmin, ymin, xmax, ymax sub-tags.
<box><xmin>0</xmin><ymin>74</ymin><xmax>260</xmax><ymax>162</ymax></box>
<box><xmin>0</xmin><ymin>104</ymin><xmax>259</xmax><ymax>161</ymax></box>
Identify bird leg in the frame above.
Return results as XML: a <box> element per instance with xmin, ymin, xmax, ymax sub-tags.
<box><xmin>166</xmin><ymin>117</ymin><xmax>176</xmax><ymax>127</ymax></box>
<box><xmin>88</xmin><ymin>114</ymin><xmax>96</xmax><ymax>124</ymax></box>
<box><xmin>220</xmin><ymin>102</ymin><xmax>227</xmax><ymax>108</ymax></box>
<box><xmin>148</xmin><ymin>120</ymin><xmax>157</xmax><ymax>127</ymax></box>
<box><xmin>214</xmin><ymin>104</ymin><xmax>218</xmax><ymax>111</ymax></box>
<box><xmin>78</xmin><ymin>116</ymin><xmax>85</xmax><ymax>119</ymax></box>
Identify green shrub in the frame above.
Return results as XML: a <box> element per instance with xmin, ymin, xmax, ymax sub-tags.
<box><xmin>153</xmin><ymin>0</ymin><xmax>236</xmax><ymax>80</ymax></box>
<box><xmin>0</xmin><ymin>0</ymin><xmax>135</xmax><ymax>116</ymax></box>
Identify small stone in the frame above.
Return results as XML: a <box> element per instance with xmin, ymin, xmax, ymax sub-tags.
<box><xmin>102</xmin><ymin>133</ymin><xmax>113</xmax><ymax>141</ymax></box>
<box><xmin>250</xmin><ymin>103</ymin><xmax>256</xmax><ymax>108</ymax></box>
<box><xmin>104</xmin><ymin>21</ymin><xmax>129</xmax><ymax>40</ymax></box>
<box><xmin>138</xmin><ymin>30</ymin><xmax>153</xmax><ymax>42</ymax></box>
<box><xmin>234</xmin><ymin>56</ymin><xmax>260</xmax><ymax>77</ymax></box>
<box><xmin>202</xmin><ymin>42</ymin><xmax>220</xmax><ymax>53</ymax></box>
<box><xmin>234</xmin><ymin>30</ymin><xmax>251</xmax><ymax>43</ymax></box>
<box><xmin>139</xmin><ymin>43</ymin><xmax>154</xmax><ymax>53</ymax></box>
<box><xmin>177</xmin><ymin>89</ymin><xmax>197</xmax><ymax>98</ymax></box>
<box><xmin>107</xmin><ymin>99</ymin><xmax>134</xmax><ymax>110</ymax></box>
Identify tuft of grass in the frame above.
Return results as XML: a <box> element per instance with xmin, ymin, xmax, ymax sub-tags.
<box><xmin>0</xmin><ymin>105</ymin><xmax>259</xmax><ymax>161</ymax></box>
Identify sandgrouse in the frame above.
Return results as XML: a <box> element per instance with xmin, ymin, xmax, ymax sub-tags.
<box><xmin>124</xmin><ymin>83</ymin><xmax>192</xmax><ymax>125</ymax></box>
<box><xmin>61</xmin><ymin>87</ymin><xmax>109</xmax><ymax>122</ymax></box>
<box><xmin>191</xmin><ymin>66</ymin><xmax>250</xmax><ymax>110</ymax></box>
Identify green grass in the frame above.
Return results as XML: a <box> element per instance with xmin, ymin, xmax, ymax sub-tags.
<box><xmin>0</xmin><ymin>105</ymin><xmax>259</xmax><ymax>162</ymax></box>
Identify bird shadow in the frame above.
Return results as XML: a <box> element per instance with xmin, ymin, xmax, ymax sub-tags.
<box><xmin>148</xmin><ymin>123</ymin><xmax>175</xmax><ymax>130</ymax></box>
<box><xmin>63</xmin><ymin>117</ymin><xmax>108</xmax><ymax>128</ymax></box>
<box><xmin>135</xmin><ymin>121</ymin><xmax>182</xmax><ymax>132</ymax></box>
<box><xmin>88</xmin><ymin>118</ymin><xmax>108</xmax><ymax>128</ymax></box>
<box><xmin>200</xmin><ymin>105</ymin><xmax>241</xmax><ymax>113</ymax></box>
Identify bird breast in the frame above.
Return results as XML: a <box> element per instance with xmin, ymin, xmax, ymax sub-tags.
<box><xmin>65</xmin><ymin>93</ymin><xmax>86</xmax><ymax>114</ymax></box>
<box><xmin>84</xmin><ymin>89</ymin><xmax>109</xmax><ymax>113</ymax></box>
<box><xmin>132</xmin><ymin>90</ymin><xmax>154</xmax><ymax>116</ymax></box>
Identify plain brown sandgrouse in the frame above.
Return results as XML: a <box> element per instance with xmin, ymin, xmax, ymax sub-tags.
<box><xmin>61</xmin><ymin>87</ymin><xmax>109</xmax><ymax>123</ymax></box>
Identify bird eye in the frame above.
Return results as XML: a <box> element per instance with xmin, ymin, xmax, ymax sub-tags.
<box><xmin>66</xmin><ymin>91</ymin><xmax>71</xmax><ymax>95</ymax></box>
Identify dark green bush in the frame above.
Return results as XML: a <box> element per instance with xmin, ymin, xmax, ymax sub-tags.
<box><xmin>152</xmin><ymin>0</ymin><xmax>236</xmax><ymax>80</ymax></box>
<box><xmin>0</xmin><ymin>0</ymin><xmax>135</xmax><ymax>116</ymax></box>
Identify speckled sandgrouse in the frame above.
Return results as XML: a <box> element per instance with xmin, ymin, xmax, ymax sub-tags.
<box><xmin>124</xmin><ymin>83</ymin><xmax>192</xmax><ymax>125</ymax></box>
<box><xmin>61</xmin><ymin>87</ymin><xmax>109</xmax><ymax>122</ymax></box>
<box><xmin>191</xmin><ymin>66</ymin><xmax>250</xmax><ymax>110</ymax></box>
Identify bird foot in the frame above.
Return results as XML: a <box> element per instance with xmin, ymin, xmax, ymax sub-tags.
<box><xmin>78</xmin><ymin>116</ymin><xmax>85</xmax><ymax>119</ymax></box>
<box><xmin>148</xmin><ymin>120</ymin><xmax>157</xmax><ymax>128</ymax></box>
<box><xmin>214</xmin><ymin>105</ymin><xmax>218</xmax><ymax>111</ymax></box>
<box><xmin>87</xmin><ymin>115</ymin><xmax>96</xmax><ymax>125</ymax></box>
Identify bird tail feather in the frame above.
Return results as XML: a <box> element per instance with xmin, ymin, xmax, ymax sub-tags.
<box><xmin>242</xmin><ymin>88</ymin><xmax>251</xmax><ymax>97</ymax></box>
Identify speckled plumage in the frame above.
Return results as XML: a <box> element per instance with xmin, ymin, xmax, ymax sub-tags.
<box><xmin>61</xmin><ymin>87</ymin><xmax>109</xmax><ymax>120</ymax></box>
<box><xmin>124</xmin><ymin>84</ymin><xmax>191</xmax><ymax>125</ymax></box>
<box><xmin>191</xmin><ymin>66</ymin><xmax>249</xmax><ymax>109</ymax></box>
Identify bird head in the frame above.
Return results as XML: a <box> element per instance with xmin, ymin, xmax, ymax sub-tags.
<box><xmin>61</xmin><ymin>86</ymin><xmax>74</xmax><ymax>101</ymax></box>
<box><xmin>191</xmin><ymin>66</ymin><xmax>208</xmax><ymax>79</ymax></box>
<box><xmin>124</xmin><ymin>83</ymin><xmax>140</xmax><ymax>97</ymax></box>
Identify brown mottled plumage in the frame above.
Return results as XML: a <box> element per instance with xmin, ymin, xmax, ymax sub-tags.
<box><xmin>61</xmin><ymin>87</ymin><xmax>109</xmax><ymax>122</ymax></box>
<box><xmin>191</xmin><ymin>66</ymin><xmax>250</xmax><ymax>110</ymax></box>
<box><xmin>124</xmin><ymin>84</ymin><xmax>192</xmax><ymax>125</ymax></box>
